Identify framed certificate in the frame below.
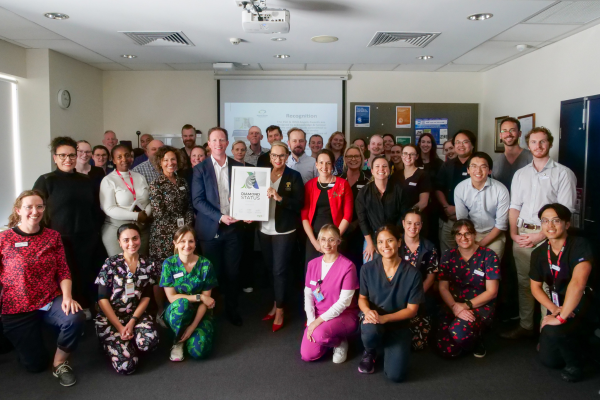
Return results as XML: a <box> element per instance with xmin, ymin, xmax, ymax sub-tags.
<box><xmin>230</xmin><ymin>166</ymin><xmax>270</xmax><ymax>221</ymax></box>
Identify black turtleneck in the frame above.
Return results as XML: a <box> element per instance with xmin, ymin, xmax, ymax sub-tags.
<box><xmin>33</xmin><ymin>168</ymin><xmax>101</xmax><ymax>235</ymax></box>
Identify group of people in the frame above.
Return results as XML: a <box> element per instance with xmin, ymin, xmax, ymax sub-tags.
<box><xmin>0</xmin><ymin>118</ymin><xmax>595</xmax><ymax>387</ymax></box>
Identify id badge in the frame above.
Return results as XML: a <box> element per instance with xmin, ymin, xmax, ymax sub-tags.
<box><xmin>39</xmin><ymin>301</ymin><xmax>53</xmax><ymax>311</ymax></box>
<box><xmin>177</xmin><ymin>218</ymin><xmax>185</xmax><ymax>227</ymax></box>
<box><xmin>125</xmin><ymin>280</ymin><xmax>135</xmax><ymax>298</ymax></box>
<box><xmin>551</xmin><ymin>291</ymin><xmax>560</xmax><ymax>307</ymax></box>
<box><xmin>312</xmin><ymin>289</ymin><xmax>324</xmax><ymax>302</ymax></box>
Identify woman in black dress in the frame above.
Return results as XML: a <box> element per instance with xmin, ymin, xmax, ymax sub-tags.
<box><xmin>417</xmin><ymin>133</ymin><xmax>443</xmax><ymax>247</ymax></box>
<box><xmin>394</xmin><ymin>144</ymin><xmax>431</xmax><ymax>212</ymax></box>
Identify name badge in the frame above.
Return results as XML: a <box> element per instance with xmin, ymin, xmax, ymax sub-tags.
<box><xmin>173</xmin><ymin>272</ymin><xmax>184</xmax><ymax>279</ymax></box>
<box><xmin>473</xmin><ymin>269</ymin><xmax>485</xmax><ymax>277</ymax></box>
<box><xmin>405</xmin><ymin>255</ymin><xmax>409</xmax><ymax>260</ymax></box>
<box><xmin>551</xmin><ymin>265</ymin><xmax>560</xmax><ymax>272</ymax></box>
<box><xmin>409</xmin><ymin>182</ymin><xmax>417</xmax><ymax>186</ymax></box>
<box><xmin>125</xmin><ymin>280</ymin><xmax>135</xmax><ymax>298</ymax></box>
<box><xmin>177</xmin><ymin>218</ymin><xmax>185</xmax><ymax>228</ymax></box>
<box><xmin>309</xmin><ymin>280</ymin><xmax>317</xmax><ymax>285</ymax></box>
<box><xmin>418</xmin><ymin>166</ymin><xmax>424</xmax><ymax>169</ymax></box>
<box><xmin>540</xmin><ymin>175</ymin><xmax>550</xmax><ymax>180</ymax></box>
<box><xmin>39</xmin><ymin>301</ymin><xmax>52</xmax><ymax>311</ymax></box>
<box><xmin>138</xmin><ymin>275</ymin><xmax>148</xmax><ymax>280</ymax></box>
<box><xmin>551</xmin><ymin>291</ymin><xmax>560</xmax><ymax>307</ymax></box>
<box><xmin>357</xmin><ymin>185</ymin><xmax>365</xmax><ymax>189</ymax></box>
<box><xmin>179</xmin><ymin>186</ymin><xmax>186</xmax><ymax>191</ymax></box>
<box><xmin>15</xmin><ymin>242</ymin><xmax>28</xmax><ymax>247</ymax></box>
<box><xmin>327</xmin><ymin>183</ymin><xmax>335</xmax><ymax>188</ymax></box>
<box><xmin>462</xmin><ymin>172</ymin><xmax>468</xmax><ymax>176</ymax></box>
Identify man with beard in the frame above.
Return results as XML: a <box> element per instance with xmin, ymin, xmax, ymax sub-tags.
<box><xmin>257</xmin><ymin>125</ymin><xmax>284</xmax><ymax>167</ymax></box>
<box><xmin>286</xmin><ymin>128</ymin><xmax>318</xmax><ymax>184</ymax></box>
<box><xmin>180</xmin><ymin>124</ymin><xmax>198</xmax><ymax>169</ymax></box>
<box><xmin>244</xmin><ymin>126</ymin><xmax>268</xmax><ymax>166</ymax></box>
<box><xmin>501</xmin><ymin>127</ymin><xmax>576</xmax><ymax>340</ymax></box>
<box><xmin>493</xmin><ymin>117</ymin><xmax>533</xmax><ymax>192</ymax></box>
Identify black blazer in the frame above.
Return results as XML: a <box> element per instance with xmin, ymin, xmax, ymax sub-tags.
<box><xmin>272</xmin><ymin>166</ymin><xmax>305</xmax><ymax>233</ymax></box>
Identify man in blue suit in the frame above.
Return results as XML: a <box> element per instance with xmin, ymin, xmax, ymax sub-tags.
<box><xmin>192</xmin><ymin>127</ymin><xmax>244</xmax><ymax>326</ymax></box>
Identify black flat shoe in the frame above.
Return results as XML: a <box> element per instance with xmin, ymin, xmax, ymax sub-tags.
<box><xmin>561</xmin><ymin>366</ymin><xmax>583</xmax><ymax>382</ymax></box>
<box><xmin>227</xmin><ymin>310</ymin><xmax>243</xmax><ymax>327</ymax></box>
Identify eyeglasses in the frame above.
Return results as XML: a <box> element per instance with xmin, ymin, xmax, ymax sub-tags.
<box><xmin>55</xmin><ymin>153</ymin><xmax>77</xmax><ymax>160</ymax></box>
<box><xmin>469</xmin><ymin>164</ymin><xmax>489</xmax><ymax>170</ymax></box>
<box><xmin>270</xmin><ymin>153</ymin><xmax>286</xmax><ymax>160</ymax></box>
<box><xmin>402</xmin><ymin>152</ymin><xmax>418</xmax><ymax>158</ymax></box>
<box><xmin>77</xmin><ymin>150</ymin><xmax>92</xmax><ymax>155</ymax></box>
<box><xmin>455</xmin><ymin>140</ymin><xmax>471</xmax><ymax>146</ymax></box>
<box><xmin>345</xmin><ymin>155</ymin><xmax>361</xmax><ymax>160</ymax></box>
<box><xmin>541</xmin><ymin>218</ymin><xmax>563</xmax><ymax>225</ymax></box>
<box><xmin>319</xmin><ymin>238</ymin><xmax>338</xmax><ymax>244</ymax></box>
<box><xmin>500</xmin><ymin>128</ymin><xmax>518</xmax><ymax>134</ymax></box>
<box><xmin>454</xmin><ymin>232</ymin><xmax>473</xmax><ymax>239</ymax></box>
<box><xmin>22</xmin><ymin>205</ymin><xmax>45</xmax><ymax>212</ymax></box>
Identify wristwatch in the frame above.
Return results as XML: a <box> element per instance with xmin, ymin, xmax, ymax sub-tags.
<box><xmin>465</xmin><ymin>299</ymin><xmax>473</xmax><ymax>310</ymax></box>
<box><xmin>196</xmin><ymin>294</ymin><xmax>201</xmax><ymax>302</ymax></box>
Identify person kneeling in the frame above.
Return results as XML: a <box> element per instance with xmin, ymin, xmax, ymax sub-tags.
<box><xmin>301</xmin><ymin>224</ymin><xmax>359</xmax><ymax>363</ymax></box>
<box><xmin>160</xmin><ymin>226</ymin><xmax>217</xmax><ymax>361</ymax></box>
<box><xmin>530</xmin><ymin>204</ymin><xmax>593</xmax><ymax>383</ymax></box>
<box><xmin>95</xmin><ymin>223</ymin><xmax>160</xmax><ymax>375</ymax></box>
<box><xmin>357</xmin><ymin>225</ymin><xmax>423</xmax><ymax>383</ymax></box>
<box><xmin>436</xmin><ymin>219</ymin><xmax>500</xmax><ymax>358</ymax></box>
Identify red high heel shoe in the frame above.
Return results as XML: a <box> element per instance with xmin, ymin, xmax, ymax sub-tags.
<box><xmin>272</xmin><ymin>321</ymin><xmax>283</xmax><ymax>332</ymax></box>
<box><xmin>262</xmin><ymin>313</ymin><xmax>275</xmax><ymax>321</ymax></box>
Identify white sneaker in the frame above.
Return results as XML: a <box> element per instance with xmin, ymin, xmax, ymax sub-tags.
<box><xmin>156</xmin><ymin>312</ymin><xmax>167</xmax><ymax>328</ymax></box>
<box><xmin>83</xmin><ymin>308</ymin><xmax>92</xmax><ymax>321</ymax></box>
<box><xmin>170</xmin><ymin>343</ymin><xmax>185</xmax><ymax>362</ymax></box>
<box><xmin>242</xmin><ymin>287</ymin><xmax>253</xmax><ymax>293</ymax></box>
<box><xmin>332</xmin><ymin>339</ymin><xmax>348</xmax><ymax>364</ymax></box>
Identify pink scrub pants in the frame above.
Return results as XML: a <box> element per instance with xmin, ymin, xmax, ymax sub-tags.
<box><xmin>300</xmin><ymin>312</ymin><xmax>358</xmax><ymax>361</ymax></box>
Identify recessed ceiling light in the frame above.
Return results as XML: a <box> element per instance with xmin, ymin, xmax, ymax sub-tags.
<box><xmin>467</xmin><ymin>13</ymin><xmax>493</xmax><ymax>21</ymax></box>
<box><xmin>417</xmin><ymin>56</ymin><xmax>433</xmax><ymax>60</ymax></box>
<box><xmin>121</xmin><ymin>54</ymin><xmax>137</xmax><ymax>59</ymax></box>
<box><xmin>271</xmin><ymin>37</ymin><xmax>286</xmax><ymax>42</ymax></box>
<box><xmin>311</xmin><ymin>35</ymin><xmax>338</xmax><ymax>43</ymax></box>
<box><xmin>44</xmin><ymin>12</ymin><xmax>69</xmax><ymax>20</ymax></box>
<box><xmin>274</xmin><ymin>54</ymin><xmax>290</xmax><ymax>58</ymax></box>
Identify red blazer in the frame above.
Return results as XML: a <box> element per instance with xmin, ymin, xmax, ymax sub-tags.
<box><xmin>301</xmin><ymin>177</ymin><xmax>354</xmax><ymax>228</ymax></box>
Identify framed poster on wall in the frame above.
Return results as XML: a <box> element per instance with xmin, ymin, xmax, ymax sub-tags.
<box><xmin>518</xmin><ymin>113</ymin><xmax>535</xmax><ymax>148</ymax></box>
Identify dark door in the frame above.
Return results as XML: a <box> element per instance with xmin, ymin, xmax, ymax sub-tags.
<box><xmin>584</xmin><ymin>95</ymin><xmax>600</xmax><ymax>239</ymax></box>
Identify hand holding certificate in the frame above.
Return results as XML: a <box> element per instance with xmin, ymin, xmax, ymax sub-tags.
<box><xmin>230</xmin><ymin>166</ymin><xmax>271</xmax><ymax>222</ymax></box>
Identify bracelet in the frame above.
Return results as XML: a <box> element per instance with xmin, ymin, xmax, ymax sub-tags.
<box><xmin>556</xmin><ymin>315</ymin><xmax>566</xmax><ymax>324</ymax></box>
<box><xmin>131</xmin><ymin>316</ymin><xmax>139</xmax><ymax>322</ymax></box>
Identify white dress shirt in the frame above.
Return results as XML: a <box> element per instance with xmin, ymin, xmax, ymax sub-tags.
<box><xmin>510</xmin><ymin>158</ymin><xmax>576</xmax><ymax>225</ymax></box>
<box><xmin>454</xmin><ymin>176</ymin><xmax>509</xmax><ymax>233</ymax></box>
<box><xmin>212</xmin><ymin>156</ymin><xmax>230</xmax><ymax>216</ymax></box>
<box><xmin>287</xmin><ymin>152</ymin><xmax>318</xmax><ymax>184</ymax></box>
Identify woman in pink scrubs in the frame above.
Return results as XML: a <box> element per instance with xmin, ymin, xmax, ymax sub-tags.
<box><xmin>301</xmin><ymin>224</ymin><xmax>359</xmax><ymax>363</ymax></box>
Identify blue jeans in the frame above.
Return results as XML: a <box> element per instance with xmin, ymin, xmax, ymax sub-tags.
<box><xmin>2</xmin><ymin>296</ymin><xmax>85</xmax><ymax>372</ymax></box>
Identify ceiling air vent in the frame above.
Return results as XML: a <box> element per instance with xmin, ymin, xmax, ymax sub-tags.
<box><xmin>524</xmin><ymin>1</ymin><xmax>600</xmax><ymax>25</ymax></box>
<box><xmin>120</xmin><ymin>31</ymin><xmax>195</xmax><ymax>46</ymax></box>
<box><xmin>367</xmin><ymin>32</ymin><xmax>440</xmax><ymax>48</ymax></box>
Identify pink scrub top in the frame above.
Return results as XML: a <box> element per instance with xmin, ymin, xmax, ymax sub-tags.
<box><xmin>305</xmin><ymin>254</ymin><xmax>360</xmax><ymax>318</ymax></box>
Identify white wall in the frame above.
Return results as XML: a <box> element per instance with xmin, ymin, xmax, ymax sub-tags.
<box><xmin>481</xmin><ymin>23</ymin><xmax>600</xmax><ymax>158</ymax></box>
<box><xmin>103</xmin><ymin>71</ymin><xmax>217</xmax><ymax>145</ymax></box>
<box><xmin>48</xmin><ymin>50</ymin><xmax>103</xmax><ymax>143</ymax></box>
<box><xmin>0</xmin><ymin>39</ymin><xmax>26</xmax><ymax>78</ymax></box>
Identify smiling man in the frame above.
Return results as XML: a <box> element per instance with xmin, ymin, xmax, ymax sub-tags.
<box><xmin>244</xmin><ymin>126</ymin><xmax>268</xmax><ymax>166</ymax></box>
<box><xmin>500</xmin><ymin>127</ymin><xmax>576</xmax><ymax>340</ymax></box>
<box><xmin>286</xmin><ymin>128</ymin><xmax>318</xmax><ymax>184</ymax></box>
<box><xmin>180</xmin><ymin>124</ymin><xmax>197</xmax><ymax>169</ymax></box>
<box><xmin>454</xmin><ymin>151</ymin><xmax>509</xmax><ymax>258</ymax></box>
<box><xmin>492</xmin><ymin>117</ymin><xmax>533</xmax><ymax>192</ymax></box>
<box><xmin>257</xmin><ymin>125</ymin><xmax>283</xmax><ymax>167</ymax></box>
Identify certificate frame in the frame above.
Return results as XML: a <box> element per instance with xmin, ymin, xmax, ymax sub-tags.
<box><xmin>229</xmin><ymin>166</ymin><xmax>270</xmax><ymax>221</ymax></box>
<box><xmin>518</xmin><ymin>113</ymin><xmax>535</xmax><ymax>148</ymax></box>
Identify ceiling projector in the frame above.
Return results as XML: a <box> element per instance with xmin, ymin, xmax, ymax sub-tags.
<box><xmin>236</xmin><ymin>1</ymin><xmax>290</xmax><ymax>34</ymax></box>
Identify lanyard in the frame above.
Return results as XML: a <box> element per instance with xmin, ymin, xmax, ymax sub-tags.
<box><xmin>547</xmin><ymin>238</ymin><xmax>566</xmax><ymax>290</ymax></box>
<box><xmin>116</xmin><ymin>170</ymin><xmax>136</xmax><ymax>200</ymax></box>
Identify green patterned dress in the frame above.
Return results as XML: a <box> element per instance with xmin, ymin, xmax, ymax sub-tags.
<box><xmin>160</xmin><ymin>254</ymin><xmax>218</xmax><ymax>359</ymax></box>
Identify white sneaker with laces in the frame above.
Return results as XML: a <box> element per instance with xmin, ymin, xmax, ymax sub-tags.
<box><xmin>332</xmin><ymin>339</ymin><xmax>348</xmax><ymax>364</ymax></box>
<box><xmin>170</xmin><ymin>343</ymin><xmax>185</xmax><ymax>362</ymax></box>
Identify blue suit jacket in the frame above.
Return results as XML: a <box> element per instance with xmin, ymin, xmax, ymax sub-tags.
<box><xmin>192</xmin><ymin>156</ymin><xmax>243</xmax><ymax>241</ymax></box>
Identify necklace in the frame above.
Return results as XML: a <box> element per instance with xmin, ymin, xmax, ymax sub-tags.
<box><xmin>318</xmin><ymin>175</ymin><xmax>334</xmax><ymax>189</ymax></box>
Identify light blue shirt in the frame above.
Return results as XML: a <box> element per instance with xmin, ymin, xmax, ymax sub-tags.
<box><xmin>286</xmin><ymin>152</ymin><xmax>318</xmax><ymax>184</ymax></box>
<box><xmin>454</xmin><ymin>176</ymin><xmax>509</xmax><ymax>233</ymax></box>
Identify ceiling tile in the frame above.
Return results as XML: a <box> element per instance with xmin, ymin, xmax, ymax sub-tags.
<box><xmin>436</xmin><ymin>64</ymin><xmax>489</xmax><ymax>72</ymax></box>
<box><xmin>14</xmin><ymin>39</ymin><xmax>114</xmax><ymax>63</ymax></box>
<box><xmin>259</xmin><ymin>63</ymin><xmax>306</xmax><ymax>71</ymax></box>
<box><xmin>452</xmin><ymin>40</ymin><xmax>541</xmax><ymax>65</ymax></box>
<box><xmin>121</xmin><ymin>63</ymin><xmax>175</xmax><ymax>71</ymax></box>
<box><xmin>350</xmin><ymin>64</ymin><xmax>399</xmax><ymax>71</ymax></box>
<box><xmin>305</xmin><ymin>64</ymin><xmax>352</xmax><ymax>71</ymax></box>
<box><xmin>88</xmin><ymin>62</ymin><xmax>131</xmax><ymax>71</ymax></box>
<box><xmin>492</xmin><ymin>23</ymin><xmax>580</xmax><ymax>42</ymax></box>
<box><xmin>167</xmin><ymin>63</ymin><xmax>215</xmax><ymax>71</ymax></box>
<box><xmin>393</xmin><ymin>63</ymin><xmax>444</xmax><ymax>72</ymax></box>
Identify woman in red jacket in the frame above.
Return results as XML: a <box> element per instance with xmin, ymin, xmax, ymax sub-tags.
<box><xmin>302</xmin><ymin>149</ymin><xmax>353</xmax><ymax>268</ymax></box>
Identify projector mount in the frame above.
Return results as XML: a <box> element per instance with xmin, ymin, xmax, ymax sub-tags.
<box><xmin>236</xmin><ymin>1</ymin><xmax>268</xmax><ymax>20</ymax></box>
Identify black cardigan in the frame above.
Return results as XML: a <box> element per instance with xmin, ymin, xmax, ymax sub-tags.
<box><xmin>272</xmin><ymin>166</ymin><xmax>305</xmax><ymax>233</ymax></box>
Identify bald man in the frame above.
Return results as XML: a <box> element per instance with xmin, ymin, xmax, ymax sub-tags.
<box><xmin>132</xmin><ymin>133</ymin><xmax>155</xmax><ymax>168</ymax></box>
<box><xmin>244</xmin><ymin>126</ymin><xmax>268</xmax><ymax>166</ymax></box>
<box><xmin>132</xmin><ymin>139</ymin><xmax>164</xmax><ymax>185</ymax></box>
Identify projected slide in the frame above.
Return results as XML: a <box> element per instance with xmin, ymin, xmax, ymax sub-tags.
<box><xmin>224</xmin><ymin>103</ymin><xmax>338</xmax><ymax>156</ymax></box>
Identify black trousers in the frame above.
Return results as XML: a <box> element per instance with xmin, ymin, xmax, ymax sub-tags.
<box><xmin>361</xmin><ymin>320</ymin><xmax>412</xmax><ymax>383</ymax></box>
<box><xmin>2</xmin><ymin>296</ymin><xmax>85</xmax><ymax>372</ymax></box>
<box><xmin>240</xmin><ymin>223</ymin><xmax>257</xmax><ymax>289</ymax></box>
<box><xmin>200</xmin><ymin>223</ymin><xmax>242</xmax><ymax>313</ymax></box>
<box><xmin>61</xmin><ymin>232</ymin><xmax>101</xmax><ymax>309</ymax></box>
<box><xmin>539</xmin><ymin>317</ymin><xmax>584</xmax><ymax>370</ymax></box>
<box><xmin>258</xmin><ymin>231</ymin><xmax>296</xmax><ymax>308</ymax></box>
